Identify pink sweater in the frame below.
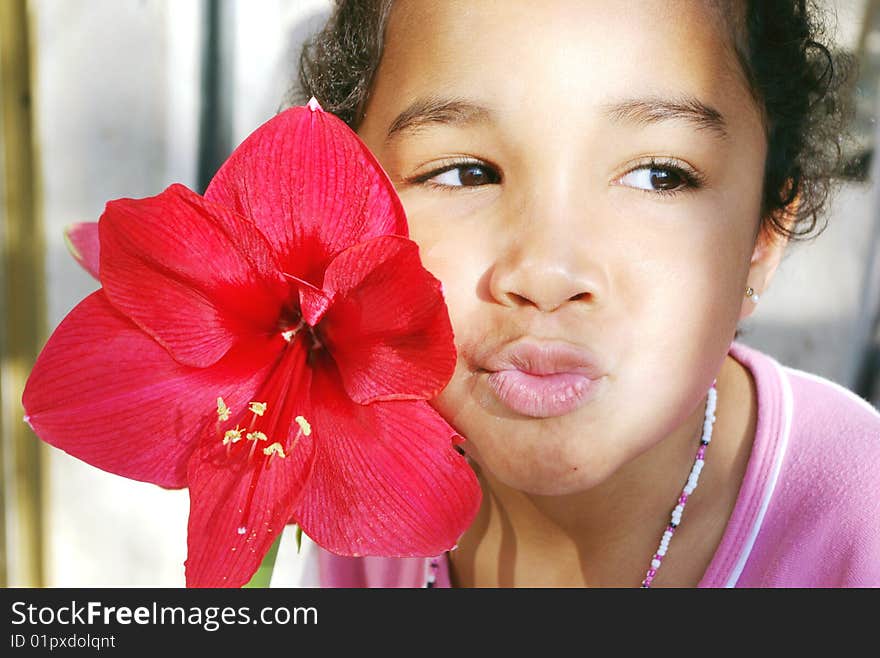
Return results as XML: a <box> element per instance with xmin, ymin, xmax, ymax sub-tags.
<box><xmin>313</xmin><ymin>341</ymin><xmax>880</xmax><ymax>587</ymax></box>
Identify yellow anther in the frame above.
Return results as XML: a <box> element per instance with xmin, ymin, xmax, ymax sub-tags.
<box><xmin>294</xmin><ymin>415</ymin><xmax>312</xmax><ymax>436</ymax></box>
<box><xmin>248</xmin><ymin>401</ymin><xmax>267</xmax><ymax>416</ymax></box>
<box><xmin>263</xmin><ymin>442</ymin><xmax>286</xmax><ymax>458</ymax></box>
<box><xmin>246</xmin><ymin>431</ymin><xmax>267</xmax><ymax>442</ymax></box>
<box><xmin>217</xmin><ymin>397</ymin><xmax>230</xmax><ymax>421</ymax></box>
<box><xmin>222</xmin><ymin>427</ymin><xmax>243</xmax><ymax>445</ymax></box>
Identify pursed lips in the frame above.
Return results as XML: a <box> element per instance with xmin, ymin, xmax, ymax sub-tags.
<box><xmin>475</xmin><ymin>339</ymin><xmax>607</xmax><ymax>418</ymax></box>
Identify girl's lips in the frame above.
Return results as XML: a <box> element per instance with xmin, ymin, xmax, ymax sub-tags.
<box><xmin>486</xmin><ymin>369</ymin><xmax>601</xmax><ymax>418</ymax></box>
<box><xmin>480</xmin><ymin>340</ymin><xmax>607</xmax><ymax>418</ymax></box>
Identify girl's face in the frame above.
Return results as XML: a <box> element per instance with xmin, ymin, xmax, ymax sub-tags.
<box><xmin>358</xmin><ymin>0</ymin><xmax>770</xmax><ymax>495</ymax></box>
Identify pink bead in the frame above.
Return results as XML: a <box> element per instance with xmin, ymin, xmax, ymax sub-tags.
<box><xmin>647</xmin><ymin>569</ymin><xmax>656</xmax><ymax>577</ymax></box>
<box><xmin>679</xmin><ymin>493</ymin><xmax>688</xmax><ymax>505</ymax></box>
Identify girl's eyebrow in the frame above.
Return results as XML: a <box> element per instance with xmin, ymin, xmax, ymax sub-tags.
<box><xmin>385</xmin><ymin>96</ymin><xmax>492</xmax><ymax>144</ymax></box>
<box><xmin>383</xmin><ymin>94</ymin><xmax>729</xmax><ymax>143</ymax></box>
<box><xmin>601</xmin><ymin>95</ymin><xmax>729</xmax><ymax>139</ymax></box>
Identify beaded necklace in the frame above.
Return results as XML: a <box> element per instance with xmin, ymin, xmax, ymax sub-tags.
<box><xmin>423</xmin><ymin>379</ymin><xmax>718</xmax><ymax>588</ymax></box>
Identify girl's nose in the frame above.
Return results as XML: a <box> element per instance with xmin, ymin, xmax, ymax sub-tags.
<box><xmin>488</xmin><ymin>227</ymin><xmax>608</xmax><ymax>313</ymax></box>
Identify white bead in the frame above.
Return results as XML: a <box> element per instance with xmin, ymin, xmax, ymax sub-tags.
<box><xmin>628</xmin><ymin>380</ymin><xmax>718</xmax><ymax>591</ymax></box>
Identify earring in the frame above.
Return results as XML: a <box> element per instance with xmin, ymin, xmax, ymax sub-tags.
<box><xmin>745</xmin><ymin>286</ymin><xmax>760</xmax><ymax>304</ymax></box>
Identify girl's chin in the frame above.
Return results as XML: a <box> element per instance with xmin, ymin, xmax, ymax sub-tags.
<box><xmin>462</xmin><ymin>441</ymin><xmax>617</xmax><ymax>497</ymax></box>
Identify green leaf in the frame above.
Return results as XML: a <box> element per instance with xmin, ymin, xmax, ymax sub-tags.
<box><xmin>295</xmin><ymin>525</ymin><xmax>303</xmax><ymax>554</ymax></box>
<box><xmin>243</xmin><ymin>534</ymin><xmax>282</xmax><ymax>589</ymax></box>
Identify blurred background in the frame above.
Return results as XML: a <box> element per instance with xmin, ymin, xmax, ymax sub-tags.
<box><xmin>1</xmin><ymin>0</ymin><xmax>878</xmax><ymax>587</ymax></box>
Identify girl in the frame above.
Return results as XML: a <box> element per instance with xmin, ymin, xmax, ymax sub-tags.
<box><xmin>292</xmin><ymin>0</ymin><xmax>880</xmax><ymax>587</ymax></box>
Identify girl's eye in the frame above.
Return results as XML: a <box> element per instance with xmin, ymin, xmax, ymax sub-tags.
<box><xmin>618</xmin><ymin>163</ymin><xmax>698</xmax><ymax>194</ymax></box>
<box><xmin>420</xmin><ymin>162</ymin><xmax>501</xmax><ymax>188</ymax></box>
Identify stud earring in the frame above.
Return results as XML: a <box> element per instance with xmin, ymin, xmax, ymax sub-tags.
<box><xmin>745</xmin><ymin>286</ymin><xmax>760</xmax><ymax>304</ymax></box>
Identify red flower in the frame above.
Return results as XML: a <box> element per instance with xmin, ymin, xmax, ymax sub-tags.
<box><xmin>23</xmin><ymin>100</ymin><xmax>481</xmax><ymax>587</ymax></box>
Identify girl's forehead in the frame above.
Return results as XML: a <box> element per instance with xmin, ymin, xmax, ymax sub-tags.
<box><xmin>379</xmin><ymin>0</ymin><xmax>747</xmax><ymax>110</ymax></box>
<box><xmin>371</xmin><ymin>0</ymin><xmax>760</xmax><ymax>139</ymax></box>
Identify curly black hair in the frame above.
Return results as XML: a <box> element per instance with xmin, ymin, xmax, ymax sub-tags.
<box><xmin>296</xmin><ymin>0</ymin><xmax>853</xmax><ymax>243</ymax></box>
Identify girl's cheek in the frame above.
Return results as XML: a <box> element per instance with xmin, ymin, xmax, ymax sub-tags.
<box><xmin>420</xmin><ymin>239</ymin><xmax>482</xmax><ymax>331</ymax></box>
<box><xmin>396</xmin><ymin>192</ymin><xmax>496</xmax><ymax>299</ymax></box>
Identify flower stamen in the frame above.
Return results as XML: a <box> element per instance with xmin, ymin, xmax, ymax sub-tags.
<box><xmin>281</xmin><ymin>318</ymin><xmax>306</xmax><ymax>342</ymax></box>
<box><xmin>217</xmin><ymin>397</ymin><xmax>231</xmax><ymax>422</ymax></box>
<box><xmin>263</xmin><ymin>442</ymin><xmax>286</xmax><ymax>458</ymax></box>
<box><xmin>287</xmin><ymin>414</ymin><xmax>312</xmax><ymax>453</ymax></box>
<box><xmin>263</xmin><ymin>442</ymin><xmax>286</xmax><ymax>469</ymax></box>
<box><xmin>248</xmin><ymin>401</ymin><xmax>267</xmax><ymax>417</ymax></box>
<box><xmin>222</xmin><ymin>427</ymin><xmax>243</xmax><ymax>445</ymax></box>
<box><xmin>294</xmin><ymin>415</ymin><xmax>311</xmax><ymax>436</ymax></box>
<box><xmin>246</xmin><ymin>430</ymin><xmax>268</xmax><ymax>460</ymax></box>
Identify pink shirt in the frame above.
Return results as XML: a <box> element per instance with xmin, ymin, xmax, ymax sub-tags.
<box><xmin>314</xmin><ymin>341</ymin><xmax>880</xmax><ymax>587</ymax></box>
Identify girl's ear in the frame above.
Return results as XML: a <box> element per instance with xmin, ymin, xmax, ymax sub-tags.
<box><xmin>738</xmin><ymin>199</ymin><xmax>798</xmax><ymax>321</ymax></box>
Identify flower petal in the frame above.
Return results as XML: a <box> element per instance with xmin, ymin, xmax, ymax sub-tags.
<box><xmin>185</xmin><ymin>338</ymin><xmax>315</xmax><ymax>587</ymax></box>
<box><xmin>292</xmin><ymin>359</ymin><xmax>481</xmax><ymax>557</ymax></box>
<box><xmin>184</xmin><ymin>436</ymin><xmax>316</xmax><ymax>588</ymax></box>
<box><xmin>320</xmin><ymin>235</ymin><xmax>456</xmax><ymax>404</ymax></box>
<box><xmin>203</xmin><ymin>105</ymin><xmax>408</xmax><ymax>288</ymax></box>
<box><xmin>64</xmin><ymin>222</ymin><xmax>100</xmax><ymax>280</ymax></box>
<box><xmin>99</xmin><ymin>183</ymin><xmax>289</xmax><ymax>368</ymax></box>
<box><xmin>22</xmin><ymin>291</ymin><xmax>280</xmax><ymax>488</ymax></box>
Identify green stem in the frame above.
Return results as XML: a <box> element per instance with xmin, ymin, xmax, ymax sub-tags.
<box><xmin>243</xmin><ymin>534</ymin><xmax>282</xmax><ymax>588</ymax></box>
